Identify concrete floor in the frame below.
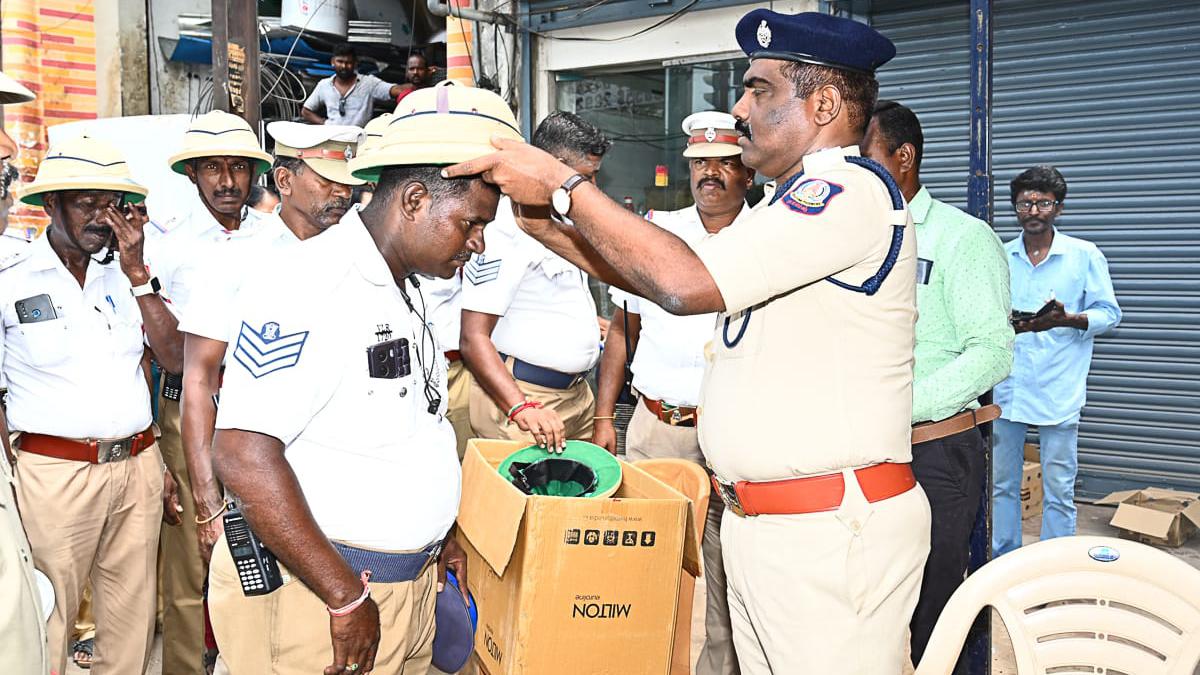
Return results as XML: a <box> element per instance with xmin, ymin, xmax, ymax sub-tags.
<box><xmin>68</xmin><ymin>503</ymin><xmax>1199</xmax><ymax>675</ymax></box>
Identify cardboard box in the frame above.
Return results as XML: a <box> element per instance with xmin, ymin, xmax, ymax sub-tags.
<box><xmin>1023</xmin><ymin>443</ymin><xmax>1040</xmax><ymax>463</ymax></box>
<box><xmin>1020</xmin><ymin>461</ymin><xmax>1043</xmax><ymax>520</ymax></box>
<box><xmin>456</xmin><ymin>440</ymin><xmax>701</xmax><ymax>675</ymax></box>
<box><xmin>1095</xmin><ymin>487</ymin><xmax>1200</xmax><ymax>548</ymax></box>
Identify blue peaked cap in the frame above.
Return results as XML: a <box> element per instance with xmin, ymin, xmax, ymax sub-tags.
<box><xmin>736</xmin><ymin>10</ymin><xmax>896</xmax><ymax>75</ymax></box>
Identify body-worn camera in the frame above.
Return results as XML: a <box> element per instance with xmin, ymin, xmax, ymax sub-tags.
<box><xmin>367</xmin><ymin>337</ymin><xmax>411</xmax><ymax>379</ymax></box>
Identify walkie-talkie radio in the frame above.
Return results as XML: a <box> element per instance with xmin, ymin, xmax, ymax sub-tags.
<box><xmin>223</xmin><ymin>504</ymin><xmax>284</xmax><ymax>596</ymax></box>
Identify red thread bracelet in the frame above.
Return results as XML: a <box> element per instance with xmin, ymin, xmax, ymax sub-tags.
<box><xmin>507</xmin><ymin>400</ymin><xmax>543</xmax><ymax>422</ymax></box>
<box><xmin>328</xmin><ymin>570</ymin><xmax>372</xmax><ymax>617</ymax></box>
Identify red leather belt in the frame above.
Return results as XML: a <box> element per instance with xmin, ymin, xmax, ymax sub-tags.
<box><xmin>18</xmin><ymin>427</ymin><xmax>155</xmax><ymax>464</ymax></box>
<box><xmin>444</xmin><ymin>350</ymin><xmax>462</xmax><ymax>363</ymax></box>
<box><xmin>711</xmin><ymin>462</ymin><xmax>917</xmax><ymax>517</ymax></box>
<box><xmin>642</xmin><ymin>397</ymin><xmax>697</xmax><ymax>427</ymax></box>
<box><xmin>911</xmin><ymin>404</ymin><xmax>1001</xmax><ymax>446</ymax></box>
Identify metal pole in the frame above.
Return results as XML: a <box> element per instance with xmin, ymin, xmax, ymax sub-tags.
<box><xmin>211</xmin><ymin>0</ymin><xmax>261</xmax><ymax>133</ymax></box>
<box><xmin>966</xmin><ymin>1</ymin><xmax>993</xmax><ymax>674</ymax></box>
<box><xmin>518</xmin><ymin>0</ymin><xmax>533</xmax><ymax>140</ymax></box>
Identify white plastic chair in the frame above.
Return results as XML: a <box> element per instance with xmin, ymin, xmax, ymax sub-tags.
<box><xmin>915</xmin><ymin>536</ymin><xmax>1200</xmax><ymax>675</ymax></box>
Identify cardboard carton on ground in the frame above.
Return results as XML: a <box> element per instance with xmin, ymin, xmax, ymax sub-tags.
<box><xmin>1021</xmin><ymin>461</ymin><xmax>1043</xmax><ymax>521</ymax></box>
<box><xmin>1095</xmin><ymin>487</ymin><xmax>1200</xmax><ymax>548</ymax></box>
<box><xmin>1024</xmin><ymin>443</ymin><xmax>1040</xmax><ymax>463</ymax></box>
<box><xmin>456</xmin><ymin>439</ymin><xmax>701</xmax><ymax>675</ymax></box>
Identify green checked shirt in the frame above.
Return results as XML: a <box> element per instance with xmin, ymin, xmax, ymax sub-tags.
<box><xmin>910</xmin><ymin>187</ymin><xmax>1014</xmax><ymax>424</ymax></box>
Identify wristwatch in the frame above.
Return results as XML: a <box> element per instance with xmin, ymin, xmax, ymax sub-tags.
<box><xmin>130</xmin><ymin>277</ymin><xmax>162</xmax><ymax>298</ymax></box>
<box><xmin>551</xmin><ymin>173</ymin><xmax>589</xmax><ymax>218</ymax></box>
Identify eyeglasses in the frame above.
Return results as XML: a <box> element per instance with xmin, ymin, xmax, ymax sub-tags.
<box><xmin>1015</xmin><ymin>199</ymin><xmax>1059</xmax><ymax>213</ymax></box>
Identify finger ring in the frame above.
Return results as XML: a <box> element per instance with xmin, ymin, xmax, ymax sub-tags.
<box><xmin>348</xmin><ymin>664</ymin><xmax>360</xmax><ymax>672</ymax></box>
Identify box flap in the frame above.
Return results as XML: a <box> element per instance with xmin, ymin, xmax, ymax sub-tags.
<box><xmin>456</xmin><ymin>440</ymin><xmax>529</xmax><ymax>576</ymax></box>
<box><xmin>1181</xmin><ymin>499</ymin><xmax>1200</xmax><ymax>528</ymax></box>
<box><xmin>619</xmin><ymin>461</ymin><xmax>703</xmax><ymax>577</ymax></box>
<box><xmin>1095</xmin><ymin>489</ymin><xmax>1143</xmax><ymax>505</ymax></box>
<box><xmin>1139</xmin><ymin>487</ymin><xmax>1200</xmax><ymax>501</ymax></box>
<box><xmin>1111</xmin><ymin>502</ymin><xmax>1176</xmax><ymax>539</ymax></box>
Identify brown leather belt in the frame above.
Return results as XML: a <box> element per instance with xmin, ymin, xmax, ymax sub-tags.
<box><xmin>444</xmin><ymin>350</ymin><xmax>462</xmax><ymax>363</ymax></box>
<box><xmin>711</xmin><ymin>462</ymin><xmax>916</xmax><ymax>517</ymax></box>
<box><xmin>911</xmin><ymin>404</ymin><xmax>1001</xmax><ymax>446</ymax></box>
<box><xmin>642</xmin><ymin>397</ymin><xmax>697</xmax><ymax>427</ymax></box>
<box><xmin>18</xmin><ymin>427</ymin><xmax>155</xmax><ymax>464</ymax></box>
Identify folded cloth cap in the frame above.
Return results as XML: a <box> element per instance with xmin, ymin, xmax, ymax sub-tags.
<box><xmin>498</xmin><ymin>441</ymin><xmax>623</xmax><ymax>499</ymax></box>
<box><xmin>267</xmin><ymin>121</ymin><xmax>365</xmax><ymax>186</ymax></box>
<box><xmin>432</xmin><ymin>570</ymin><xmax>477</xmax><ymax>673</ymax></box>
<box><xmin>681</xmin><ymin>111</ymin><xmax>742</xmax><ymax>158</ymax></box>
<box><xmin>736</xmin><ymin>9</ymin><xmax>896</xmax><ymax>75</ymax></box>
<box><xmin>349</xmin><ymin>81</ymin><xmax>523</xmax><ymax>182</ymax></box>
<box><xmin>168</xmin><ymin>110</ymin><xmax>273</xmax><ymax>176</ymax></box>
<box><xmin>19</xmin><ymin>135</ymin><xmax>148</xmax><ymax>206</ymax></box>
<box><xmin>0</xmin><ymin>70</ymin><xmax>35</xmax><ymax>105</ymax></box>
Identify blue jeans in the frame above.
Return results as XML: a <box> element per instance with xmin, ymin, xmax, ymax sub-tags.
<box><xmin>991</xmin><ymin>415</ymin><xmax>1080</xmax><ymax>556</ymax></box>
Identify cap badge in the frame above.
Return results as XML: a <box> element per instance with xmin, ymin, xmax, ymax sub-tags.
<box><xmin>704</xmin><ymin>127</ymin><xmax>717</xmax><ymax>143</ymax></box>
<box><xmin>343</xmin><ymin>145</ymin><xmax>354</xmax><ymax>161</ymax></box>
<box><xmin>757</xmin><ymin>20</ymin><xmax>772</xmax><ymax>48</ymax></box>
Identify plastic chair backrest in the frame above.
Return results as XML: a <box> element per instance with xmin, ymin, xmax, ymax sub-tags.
<box><xmin>915</xmin><ymin>536</ymin><xmax>1200</xmax><ymax>675</ymax></box>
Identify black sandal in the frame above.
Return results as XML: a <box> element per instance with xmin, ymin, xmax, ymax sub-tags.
<box><xmin>71</xmin><ymin>637</ymin><xmax>94</xmax><ymax>670</ymax></box>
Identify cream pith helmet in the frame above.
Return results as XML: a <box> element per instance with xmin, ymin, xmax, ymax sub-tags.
<box><xmin>267</xmin><ymin>121</ymin><xmax>365</xmax><ymax>186</ymax></box>
<box><xmin>168</xmin><ymin>110</ymin><xmax>273</xmax><ymax>175</ymax></box>
<box><xmin>356</xmin><ymin>113</ymin><xmax>393</xmax><ymax>161</ymax></box>
<box><xmin>0</xmin><ymin>70</ymin><xmax>35</xmax><ymax>105</ymax></box>
<box><xmin>348</xmin><ymin>81</ymin><xmax>523</xmax><ymax>182</ymax></box>
<box><xmin>19</xmin><ymin>135</ymin><xmax>148</xmax><ymax>206</ymax></box>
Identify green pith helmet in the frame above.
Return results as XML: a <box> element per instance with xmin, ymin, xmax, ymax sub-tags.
<box><xmin>499</xmin><ymin>441</ymin><xmax>622</xmax><ymax>498</ymax></box>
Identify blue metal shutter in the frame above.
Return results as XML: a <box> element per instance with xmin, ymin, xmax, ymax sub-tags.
<box><xmin>872</xmin><ymin>0</ymin><xmax>1200</xmax><ymax>496</ymax></box>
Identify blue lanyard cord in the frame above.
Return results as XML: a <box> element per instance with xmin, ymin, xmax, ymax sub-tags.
<box><xmin>768</xmin><ymin>171</ymin><xmax>806</xmax><ymax>206</ymax></box>
<box><xmin>723</xmin><ymin>310</ymin><xmax>752</xmax><ymax>348</ymax></box>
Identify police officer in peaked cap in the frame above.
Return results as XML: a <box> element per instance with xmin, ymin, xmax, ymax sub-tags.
<box><xmin>446</xmin><ymin>11</ymin><xmax>930</xmax><ymax>674</ymax></box>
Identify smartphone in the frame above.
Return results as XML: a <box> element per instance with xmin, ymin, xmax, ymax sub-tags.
<box><xmin>1011</xmin><ymin>299</ymin><xmax>1056</xmax><ymax>322</ymax></box>
<box><xmin>15</xmin><ymin>294</ymin><xmax>58</xmax><ymax>324</ymax></box>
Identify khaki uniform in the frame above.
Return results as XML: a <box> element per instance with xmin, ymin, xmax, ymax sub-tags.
<box><xmin>468</xmin><ymin>356</ymin><xmax>596</xmax><ymax>443</ymax></box>
<box><xmin>693</xmin><ymin>146</ymin><xmax>931</xmax><ymax>674</ymax></box>
<box><xmin>209</xmin><ymin>537</ymin><xmax>437</xmax><ymax>674</ymax></box>
<box><xmin>0</xmin><ymin>449</ymin><xmax>49</xmax><ymax>675</ymax></box>
<box><xmin>446</xmin><ymin>359</ymin><xmax>474</xmax><ymax>458</ymax></box>
<box><xmin>157</xmin><ymin>393</ymin><xmax>208</xmax><ymax>674</ymax></box>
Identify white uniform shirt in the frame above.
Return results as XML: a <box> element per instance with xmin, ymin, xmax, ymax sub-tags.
<box><xmin>145</xmin><ymin>203</ymin><xmax>270</xmax><ymax>321</ymax></box>
<box><xmin>0</xmin><ymin>235</ymin><xmax>152</xmax><ymax>438</ymax></box>
<box><xmin>420</xmin><ymin>273</ymin><xmax>462</xmax><ymax>352</ymax></box>
<box><xmin>461</xmin><ymin>197</ymin><xmax>600</xmax><ymax>374</ymax></box>
<box><xmin>610</xmin><ymin>203</ymin><xmax>751</xmax><ymax>407</ymax></box>
<box><xmin>215</xmin><ymin>209</ymin><xmax>459</xmax><ymax>551</ymax></box>
<box><xmin>178</xmin><ymin>212</ymin><xmax>297</xmax><ymax>344</ymax></box>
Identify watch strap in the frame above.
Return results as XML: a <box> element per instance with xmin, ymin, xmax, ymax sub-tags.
<box><xmin>560</xmin><ymin>173</ymin><xmax>588</xmax><ymax>194</ymax></box>
<box><xmin>130</xmin><ymin>277</ymin><xmax>161</xmax><ymax>297</ymax></box>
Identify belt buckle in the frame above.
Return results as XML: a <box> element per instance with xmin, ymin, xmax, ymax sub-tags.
<box><xmin>714</xmin><ymin>477</ymin><xmax>747</xmax><ymax>517</ymax></box>
<box><xmin>95</xmin><ymin>438</ymin><xmax>131</xmax><ymax>464</ymax></box>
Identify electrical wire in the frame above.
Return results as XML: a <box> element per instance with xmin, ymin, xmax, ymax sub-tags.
<box><xmin>498</xmin><ymin>0</ymin><xmax>700</xmax><ymax>42</ymax></box>
<box><xmin>261</xmin><ymin>0</ymin><xmax>328</xmax><ymax>103</ymax></box>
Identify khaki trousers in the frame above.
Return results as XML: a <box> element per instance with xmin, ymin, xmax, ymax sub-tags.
<box><xmin>74</xmin><ymin>583</ymin><xmax>96</xmax><ymax>641</ymax></box>
<box><xmin>446</xmin><ymin>360</ymin><xmax>474</xmax><ymax>460</ymax></box>
<box><xmin>721</xmin><ymin>473</ymin><xmax>930</xmax><ymax>674</ymax></box>
<box><xmin>0</xmin><ymin>453</ymin><xmax>49</xmax><ymax>675</ymax></box>
<box><xmin>208</xmin><ymin>534</ymin><xmax>437</xmax><ymax>674</ymax></box>
<box><xmin>468</xmin><ymin>359</ymin><xmax>595</xmax><ymax>442</ymax></box>
<box><xmin>15</xmin><ymin>442</ymin><xmax>164</xmax><ymax>675</ymax></box>
<box><xmin>158</xmin><ymin>393</ymin><xmax>209</xmax><ymax>675</ymax></box>
<box><xmin>625</xmin><ymin>400</ymin><xmax>739</xmax><ymax>675</ymax></box>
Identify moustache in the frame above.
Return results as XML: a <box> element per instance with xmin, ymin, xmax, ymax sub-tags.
<box><xmin>84</xmin><ymin>224</ymin><xmax>112</xmax><ymax>236</ymax></box>
<box><xmin>697</xmin><ymin>178</ymin><xmax>725</xmax><ymax>190</ymax></box>
<box><xmin>735</xmin><ymin>119</ymin><xmax>753</xmax><ymax>141</ymax></box>
<box><xmin>451</xmin><ymin>251</ymin><xmax>472</xmax><ymax>262</ymax></box>
<box><xmin>213</xmin><ymin>188</ymin><xmax>243</xmax><ymax>200</ymax></box>
<box><xmin>322</xmin><ymin>198</ymin><xmax>350</xmax><ymax>213</ymax></box>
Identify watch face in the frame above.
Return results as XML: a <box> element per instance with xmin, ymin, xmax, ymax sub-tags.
<box><xmin>552</xmin><ymin>188</ymin><xmax>570</xmax><ymax>216</ymax></box>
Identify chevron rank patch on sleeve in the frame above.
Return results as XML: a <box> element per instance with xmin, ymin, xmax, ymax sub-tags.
<box><xmin>233</xmin><ymin>320</ymin><xmax>310</xmax><ymax>378</ymax></box>
<box><xmin>465</xmin><ymin>254</ymin><xmax>502</xmax><ymax>285</ymax></box>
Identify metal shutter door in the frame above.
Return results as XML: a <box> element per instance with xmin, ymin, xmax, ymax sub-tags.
<box><xmin>871</xmin><ymin>0</ymin><xmax>1200</xmax><ymax>496</ymax></box>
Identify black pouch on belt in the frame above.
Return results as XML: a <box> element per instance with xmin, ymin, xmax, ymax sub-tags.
<box><xmin>162</xmin><ymin>371</ymin><xmax>183</xmax><ymax>402</ymax></box>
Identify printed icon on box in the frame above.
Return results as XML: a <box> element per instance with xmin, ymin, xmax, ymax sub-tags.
<box><xmin>640</xmin><ymin>531</ymin><xmax>656</xmax><ymax>547</ymax></box>
<box><xmin>603</xmin><ymin>530</ymin><xmax>619</xmax><ymax>546</ymax></box>
<box><xmin>584</xmin><ymin>529</ymin><xmax>601</xmax><ymax>546</ymax></box>
<box><xmin>564</xmin><ymin>529</ymin><xmax>581</xmax><ymax>545</ymax></box>
<box><xmin>622</xmin><ymin>531</ymin><xmax>638</xmax><ymax>546</ymax></box>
